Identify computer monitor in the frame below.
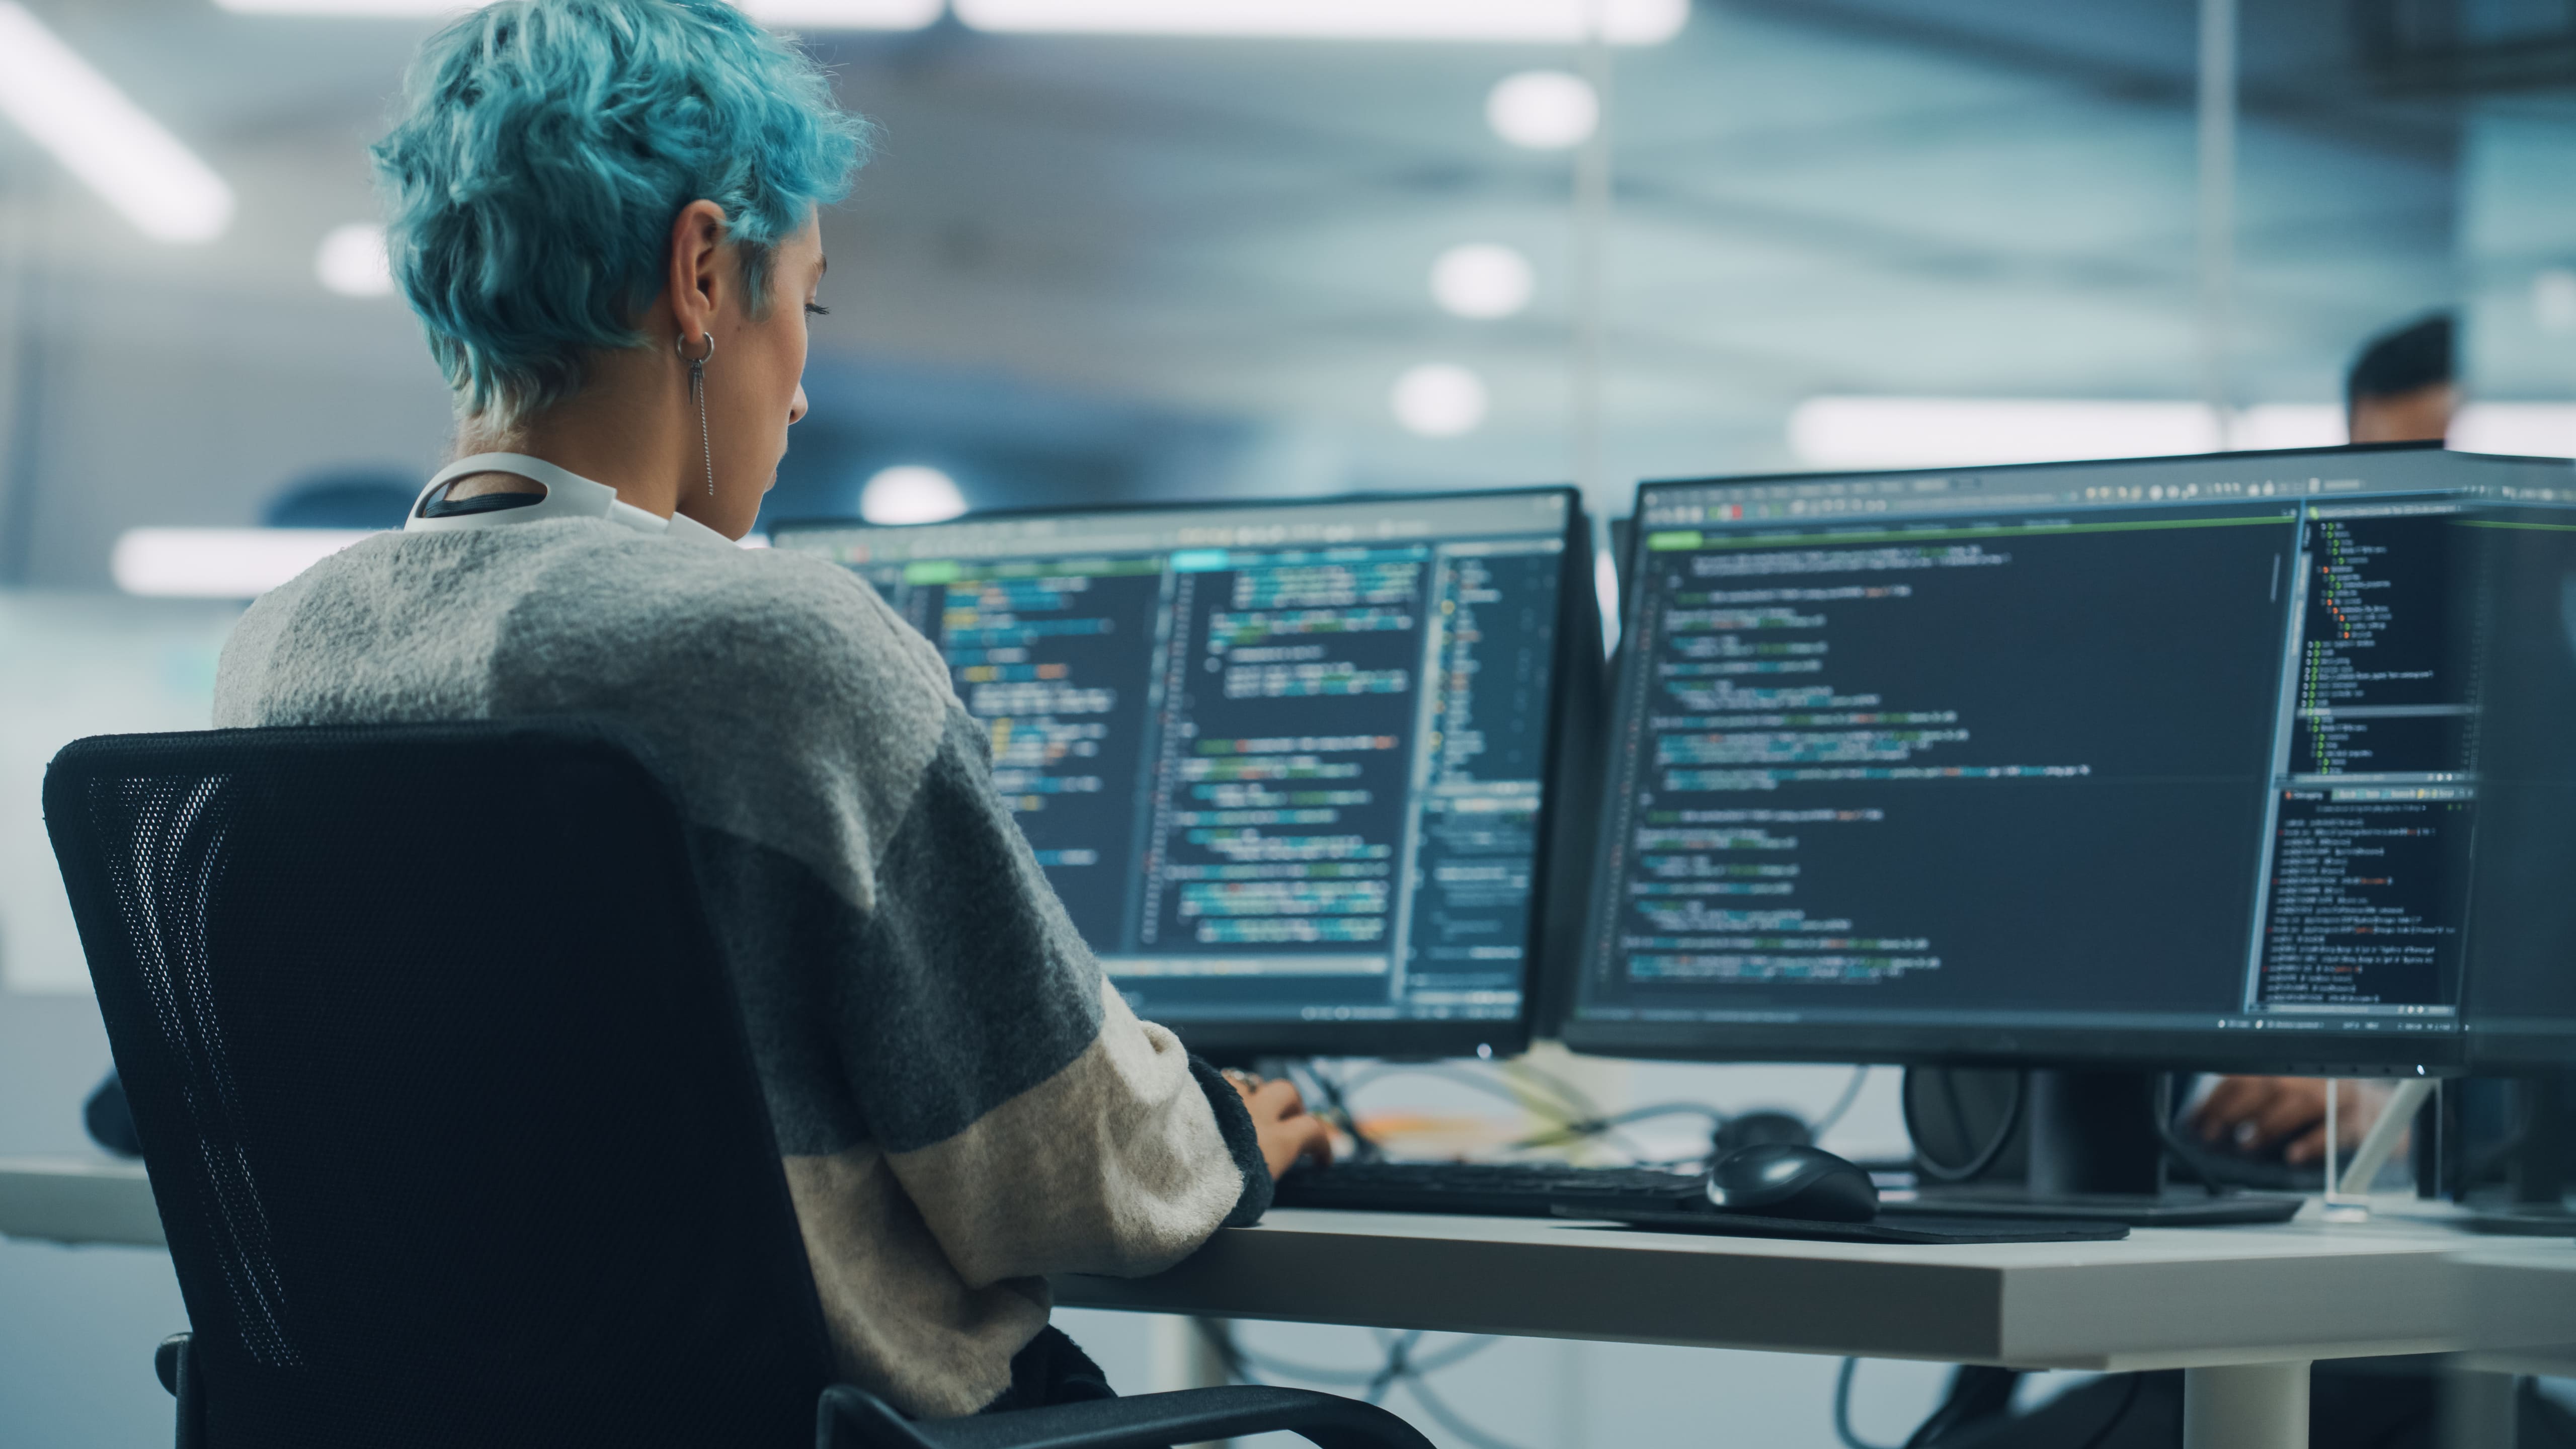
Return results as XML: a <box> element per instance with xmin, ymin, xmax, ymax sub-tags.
<box><xmin>775</xmin><ymin>489</ymin><xmax>1602</xmax><ymax>1059</ymax></box>
<box><xmin>2456</xmin><ymin>477</ymin><xmax>2576</xmax><ymax>1069</ymax></box>
<box><xmin>1565</xmin><ymin>444</ymin><xmax>2576</xmax><ymax>1082</ymax></box>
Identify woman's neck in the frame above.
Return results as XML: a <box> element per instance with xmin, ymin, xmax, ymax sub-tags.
<box><xmin>456</xmin><ymin>349</ymin><xmax>691</xmax><ymax>518</ymax></box>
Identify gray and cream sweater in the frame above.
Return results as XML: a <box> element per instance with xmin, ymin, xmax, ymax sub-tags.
<box><xmin>212</xmin><ymin>460</ymin><xmax>1268</xmax><ymax>1418</ymax></box>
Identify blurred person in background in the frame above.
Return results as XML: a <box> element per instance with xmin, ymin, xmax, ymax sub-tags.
<box><xmin>194</xmin><ymin>0</ymin><xmax>1326</xmax><ymax>1421</ymax></box>
<box><xmin>2345</xmin><ymin>312</ymin><xmax>2456</xmax><ymax>445</ymax></box>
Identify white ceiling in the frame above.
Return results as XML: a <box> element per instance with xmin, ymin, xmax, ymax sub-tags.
<box><xmin>0</xmin><ymin>0</ymin><xmax>2525</xmax><ymax>571</ymax></box>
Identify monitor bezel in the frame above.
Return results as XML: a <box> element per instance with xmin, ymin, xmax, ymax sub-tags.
<box><xmin>773</xmin><ymin>485</ymin><xmax>1596</xmax><ymax>1063</ymax></box>
<box><xmin>1559</xmin><ymin>444</ymin><xmax>2539</xmax><ymax>1078</ymax></box>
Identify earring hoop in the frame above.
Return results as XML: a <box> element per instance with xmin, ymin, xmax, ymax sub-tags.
<box><xmin>677</xmin><ymin>330</ymin><xmax>714</xmax><ymax>363</ymax></box>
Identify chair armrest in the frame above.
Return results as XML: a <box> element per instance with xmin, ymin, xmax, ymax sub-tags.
<box><xmin>155</xmin><ymin>1332</ymin><xmax>204</xmax><ymax>1449</ymax></box>
<box><xmin>818</xmin><ymin>1383</ymin><xmax>1434</xmax><ymax>1449</ymax></box>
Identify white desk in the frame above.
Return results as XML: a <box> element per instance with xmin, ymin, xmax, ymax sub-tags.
<box><xmin>13</xmin><ymin>1160</ymin><xmax>2574</xmax><ymax>1449</ymax></box>
<box><xmin>0</xmin><ymin>1156</ymin><xmax>162</xmax><ymax>1248</ymax></box>
<box><xmin>1057</xmin><ymin>1208</ymin><xmax>2576</xmax><ymax>1449</ymax></box>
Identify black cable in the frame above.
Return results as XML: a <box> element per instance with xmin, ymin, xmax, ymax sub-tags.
<box><xmin>1196</xmin><ymin>1318</ymin><xmax>1375</xmax><ymax>1386</ymax></box>
<box><xmin>1291</xmin><ymin>1060</ymin><xmax>1386</xmax><ymax>1163</ymax></box>
<box><xmin>1494</xmin><ymin>1057</ymin><xmax>1613</xmax><ymax>1122</ymax></box>
<box><xmin>1400</xmin><ymin>1363</ymin><xmax>1543</xmax><ymax>1449</ymax></box>
<box><xmin>1902</xmin><ymin>1069</ymin><xmax>2027</xmax><ymax>1184</ymax></box>
<box><xmin>1812</xmin><ymin>1066</ymin><xmax>1872</xmax><ymax>1140</ymax></box>
<box><xmin>1338</xmin><ymin>1063</ymin><xmax>1593</xmax><ymax>1133</ymax></box>
<box><xmin>1903</xmin><ymin>1367</ymin><xmax>2022</xmax><ymax>1449</ymax></box>
<box><xmin>1334</xmin><ymin>1061</ymin><xmax>1678</xmax><ymax>1160</ymax></box>
<box><xmin>2069</xmin><ymin>1373</ymin><xmax>2145</xmax><ymax>1449</ymax></box>
<box><xmin>1834</xmin><ymin>1358</ymin><xmax>1903</xmax><ymax>1449</ymax></box>
<box><xmin>2150</xmin><ymin>1073</ymin><xmax>2236</xmax><ymax>1196</ymax></box>
<box><xmin>1364</xmin><ymin>1330</ymin><xmax>1418</xmax><ymax>1404</ymax></box>
<box><xmin>1505</xmin><ymin>1101</ymin><xmax>1730</xmax><ymax>1152</ymax></box>
<box><xmin>1200</xmin><ymin>1317</ymin><xmax>1492</xmax><ymax>1388</ymax></box>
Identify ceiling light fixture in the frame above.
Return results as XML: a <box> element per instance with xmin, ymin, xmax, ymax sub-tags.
<box><xmin>954</xmin><ymin>0</ymin><xmax>1685</xmax><ymax>43</ymax></box>
<box><xmin>1430</xmin><ymin>243</ymin><xmax>1535</xmax><ymax>319</ymax></box>
<box><xmin>2454</xmin><ymin>404</ymin><xmax>2576</xmax><ymax>458</ymax></box>
<box><xmin>1788</xmin><ymin>397</ymin><xmax>2225</xmax><ymax>469</ymax></box>
<box><xmin>1790</xmin><ymin>396</ymin><xmax>2576</xmax><ymax>468</ymax></box>
<box><xmin>1487</xmin><ymin>70</ymin><xmax>1599</xmax><ymax>149</ymax></box>
<box><xmin>740</xmin><ymin>0</ymin><xmax>944</xmax><ymax>25</ymax></box>
<box><xmin>315</xmin><ymin>222</ymin><xmax>395</xmax><ymax>297</ymax></box>
<box><xmin>211</xmin><ymin>0</ymin><xmax>485</xmax><ymax>13</ymax></box>
<box><xmin>212</xmin><ymin>0</ymin><xmax>942</xmax><ymax>25</ymax></box>
<box><xmin>0</xmin><ymin>3</ymin><xmax>234</xmax><ymax>244</ymax></box>
<box><xmin>112</xmin><ymin>528</ymin><xmax>380</xmax><ymax>598</ymax></box>
<box><xmin>1391</xmin><ymin>364</ymin><xmax>1488</xmax><ymax>438</ymax></box>
<box><xmin>860</xmin><ymin>465</ymin><xmax>968</xmax><ymax>524</ymax></box>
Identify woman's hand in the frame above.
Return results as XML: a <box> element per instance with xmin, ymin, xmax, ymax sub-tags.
<box><xmin>2189</xmin><ymin>1076</ymin><xmax>2388</xmax><ymax>1165</ymax></box>
<box><xmin>1224</xmin><ymin>1070</ymin><xmax>1335</xmax><ymax>1182</ymax></box>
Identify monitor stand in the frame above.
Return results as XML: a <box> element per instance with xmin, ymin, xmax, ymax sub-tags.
<box><xmin>2460</xmin><ymin>1075</ymin><xmax>2576</xmax><ymax>1235</ymax></box>
<box><xmin>1880</xmin><ymin>1070</ymin><xmax>2306</xmax><ymax>1227</ymax></box>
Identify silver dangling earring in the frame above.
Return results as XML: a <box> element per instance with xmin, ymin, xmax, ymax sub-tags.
<box><xmin>678</xmin><ymin>330</ymin><xmax>716</xmax><ymax>498</ymax></box>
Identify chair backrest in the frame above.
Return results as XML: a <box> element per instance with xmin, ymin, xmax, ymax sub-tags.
<box><xmin>44</xmin><ymin>721</ymin><xmax>834</xmax><ymax>1449</ymax></box>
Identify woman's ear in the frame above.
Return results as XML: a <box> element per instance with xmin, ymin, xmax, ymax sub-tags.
<box><xmin>665</xmin><ymin>200</ymin><xmax>730</xmax><ymax>341</ymax></box>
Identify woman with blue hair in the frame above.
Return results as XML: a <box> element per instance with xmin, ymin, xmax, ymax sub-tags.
<box><xmin>214</xmin><ymin>0</ymin><xmax>1328</xmax><ymax>1419</ymax></box>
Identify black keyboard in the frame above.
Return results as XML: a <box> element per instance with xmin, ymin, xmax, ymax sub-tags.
<box><xmin>1271</xmin><ymin>1159</ymin><xmax>1706</xmax><ymax>1218</ymax></box>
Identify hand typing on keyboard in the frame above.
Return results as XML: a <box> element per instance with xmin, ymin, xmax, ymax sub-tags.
<box><xmin>1226</xmin><ymin>1071</ymin><xmax>1336</xmax><ymax>1181</ymax></box>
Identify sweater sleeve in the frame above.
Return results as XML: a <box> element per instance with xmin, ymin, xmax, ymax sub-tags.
<box><xmin>858</xmin><ymin>711</ymin><xmax>1264</xmax><ymax>1284</ymax></box>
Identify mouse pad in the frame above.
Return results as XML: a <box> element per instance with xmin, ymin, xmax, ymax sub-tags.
<box><xmin>1552</xmin><ymin>1204</ymin><xmax>2131</xmax><ymax>1244</ymax></box>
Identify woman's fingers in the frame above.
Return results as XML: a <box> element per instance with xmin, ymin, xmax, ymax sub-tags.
<box><xmin>2242</xmin><ymin>1081</ymin><xmax>2330</xmax><ymax>1146</ymax></box>
<box><xmin>2191</xmin><ymin>1076</ymin><xmax>2277</xmax><ymax>1139</ymax></box>
<box><xmin>1250</xmin><ymin>1078</ymin><xmax>1308</xmax><ymax>1119</ymax></box>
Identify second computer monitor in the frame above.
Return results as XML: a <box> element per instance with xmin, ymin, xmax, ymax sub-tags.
<box><xmin>1567</xmin><ymin>445</ymin><xmax>2576</xmax><ymax>1075</ymax></box>
<box><xmin>776</xmin><ymin>489</ymin><xmax>1593</xmax><ymax>1058</ymax></box>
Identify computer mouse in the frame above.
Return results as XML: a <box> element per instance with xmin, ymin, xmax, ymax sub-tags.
<box><xmin>1703</xmin><ymin>1142</ymin><xmax>1879</xmax><ymax>1223</ymax></box>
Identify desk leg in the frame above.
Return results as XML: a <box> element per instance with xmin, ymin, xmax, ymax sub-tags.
<box><xmin>2184</xmin><ymin>1362</ymin><xmax>2310</xmax><ymax>1449</ymax></box>
<box><xmin>1149</xmin><ymin>1315</ymin><xmax>1235</xmax><ymax>1449</ymax></box>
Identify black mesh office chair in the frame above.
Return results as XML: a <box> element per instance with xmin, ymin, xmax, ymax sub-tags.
<box><xmin>43</xmin><ymin>721</ymin><xmax>1428</xmax><ymax>1449</ymax></box>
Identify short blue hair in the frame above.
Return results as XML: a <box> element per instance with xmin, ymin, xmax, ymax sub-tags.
<box><xmin>373</xmin><ymin>0</ymin><xmax>868</xmax><ymax>424</ymax></box>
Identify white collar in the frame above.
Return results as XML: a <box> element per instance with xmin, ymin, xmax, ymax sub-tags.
<box><xmin>405</xmin><ymin>452</ymin><xmax>734</xmax><ymax>546</ymax></box>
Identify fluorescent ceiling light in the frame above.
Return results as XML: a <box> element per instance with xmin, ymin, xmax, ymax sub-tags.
<box><xmin>2230</xmin><ymin>404</ymin><xmax>2345</xmax><ymax>452</ymax></box>
<box><xmin>1487</xmin><ymin>70</ymin><xmax>1598</xmax><ymax>149</ymax></box>
<box><xmin>1430</xmin><ymin>243</ymin><xmax>1534</xmax><ymax>319</ymax></box>
<box><xmin>0</xmin><ymin>3</ymin><xmax>234</xmax><ymax>243</ymax></box>
<box><xmin>1791</xmin><ymin>397</ymin><xmax>2223</xmax><ymax>469</ymax></box>
<box><xmin>2454</xmin><ymin>404</ymin><xmax>2576</xmax><ymax>459</ymax></box>
<box><xmin>1391</xmin><ymin>363</ymin><xmax>1487</xmax><ymax>438</ymax></box>
<box><xmin>1793</xmin><ymin>396</ymin><xmax>2576</xmax><ymax>469</ymax></box>
<box><xmin>315</xmin><ymin>222</ymin><xmax>394</xmax><ymax>297</ymax></box>
<box><xmin>113</xmin><ymin>528</ymin><xmax>381</xmax><ymax>598</ymax></box>
<box><xmin>954</xmin><ymin>0</ymin><xmax>1687</xmax><ymax>43</ymax></box>
<box><xmin>212</xmin><ymin>0</ymin><xmax>485</xmax><ymax>13</ymax></box>
<box><xmin>739</xmin><ymin>0</ymin><xmax>943</xmax><ymax>25</ymax></box>
<box><xmin>860</xmin><ymin>465</ymin><xmax>968</xmax><ymax>524</ymax></box>
<box><xmin>213</xmin><ymin>0</ymin><xmax>941</xmax><ymax>25</ymax></box>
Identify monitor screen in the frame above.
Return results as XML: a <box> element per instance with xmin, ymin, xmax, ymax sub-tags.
<box><xmin>775</xmin><ymin>489</ymin><xmax>1587</xmax><ymax>1057</ymax></box>
<box><xmin>2458</xmin><ymin>488</ymin><xmax>2576</xmax><ymax>1067</ymax></box>
<box><xmin>1567</xmin><ymin>446</ymin><xmax>2576</xmax><ymax>1074</ymax></box>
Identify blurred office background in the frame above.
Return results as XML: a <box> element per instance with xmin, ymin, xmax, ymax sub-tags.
<box><xmin>3</xmin><ymin>0</ymin><xmax>2573</xmax><ymax>1444</ymax></box>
